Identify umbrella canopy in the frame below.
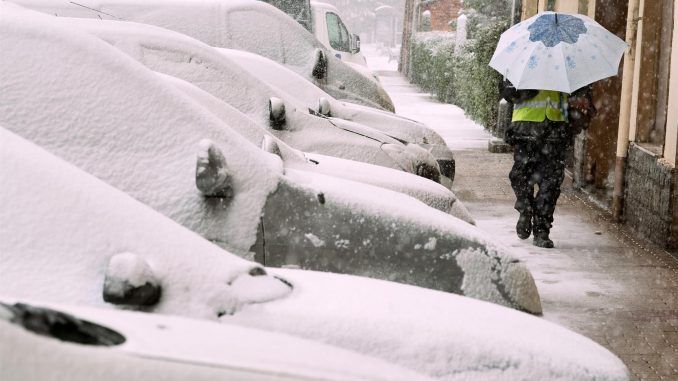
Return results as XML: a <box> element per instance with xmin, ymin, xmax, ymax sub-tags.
<box><xmin>490</xmin><ymin>12</ymin><xmax>627</xmax><ymax>93</ymax></box>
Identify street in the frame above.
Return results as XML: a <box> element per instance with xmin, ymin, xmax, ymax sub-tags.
<box><xmin>364</xmin><ymin>44</ymin><xmax>678</xmax><ymax>381</ymax></box>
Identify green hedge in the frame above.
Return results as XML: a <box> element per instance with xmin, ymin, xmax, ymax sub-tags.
<box><xmin>408</xmin><ymin>20</ymin><xmax>508</xmax><ymax>130</ymax></box>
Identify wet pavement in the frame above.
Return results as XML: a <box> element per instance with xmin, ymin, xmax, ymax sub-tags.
<box><xmin>365</xmin><ymin>46</ymin><xmax>678</xmax><ymax>381</ymax></box>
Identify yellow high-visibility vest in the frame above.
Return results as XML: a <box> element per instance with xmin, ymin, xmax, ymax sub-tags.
<box><xmin>512</xmin><ymin>90</ymin><xmax>568</xmax><ymax>122</ymax></box>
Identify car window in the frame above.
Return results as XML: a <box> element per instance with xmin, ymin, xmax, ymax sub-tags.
<box><xmin>326</xmin><ymin>12</ymin><xmax>350</xmax><ymax>52</ymax></box>
<box><xmin>227</xmin><ymin>10</ymin><xmax>284</xmax><ymax>62</ymax></box>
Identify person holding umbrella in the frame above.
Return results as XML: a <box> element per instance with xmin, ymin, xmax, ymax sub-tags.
<box><xmin>490</xmin><ymin>12</ymin><xmax>626</xmax><ymax>248</ymax></box>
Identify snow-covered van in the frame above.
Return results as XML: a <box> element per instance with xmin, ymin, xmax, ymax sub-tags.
<box><xmin>0</xmin><ymin>4</ymin><xmax>538</xmax><ymax>313</ymax></box>
<box><xmin>15</xmin><ymin>0</ymin><xmax>395</xmax><ymax>112</ymax></box>
<box><xmin>262</xmin><ymin>0</ymin><xmax>367</xmax><ymax>66</ymax></box>
<box><xmin>0</xmin><ymin>125</ymin><xmax>628</xmax><ymax>381</ymax></box>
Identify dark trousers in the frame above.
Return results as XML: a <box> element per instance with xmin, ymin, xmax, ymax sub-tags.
<box><xmin>507</xmin><ymin>121</ymin><xmax>572</xmax><ymax>234</ymax></box>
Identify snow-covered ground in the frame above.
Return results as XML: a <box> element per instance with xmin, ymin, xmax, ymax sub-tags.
<box><xmin>362</xmin><ymin>44</ymin><xmax>492</xmax><ymax>151</ymax></box>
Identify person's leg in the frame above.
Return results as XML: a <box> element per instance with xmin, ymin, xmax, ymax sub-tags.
<box><xmin>509</xmin><ymin>135</ymin><xmax>537</xmax><ymax>239</ymax></box>
<box><xmin>533</xmin><ymin>123</ymin><xmax>570</xmax><ymax>248</ymax></box>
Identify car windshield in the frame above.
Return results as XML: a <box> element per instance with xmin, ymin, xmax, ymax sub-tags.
<box><xmin>326</xmin><ymin>12</ymin><xmax>350</xmax><ymax>52</ymax></box>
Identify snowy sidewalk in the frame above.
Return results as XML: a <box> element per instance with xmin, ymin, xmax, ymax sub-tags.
<box><xmin>364</xmin><ymin>46</ymin><xmax>678</xmax><ymax>381</ymax></box>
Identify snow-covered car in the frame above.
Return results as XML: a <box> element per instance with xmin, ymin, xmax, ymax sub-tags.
<box><xmin>13</xmin><ymin>0</ymin><xmax>396</xmax><ymax>112</ymax></box>
<box><xmin>157</xmin><ymin>72</ymin><xmax>472</xmax><ymax>223</ymax></box>
<box><xmin>1</xmin><ymin>300</ymin><xmax>432</xmax><ymax>381</ymax></box>
<box><xmin>221</xmin><ymin>48</ymin><xmax>456</xmax><ymax>184</ymax></box>
<box><xmin>0</xmin><ymin>128</ymin><xmax>628</xmax><ymax>381</ymax></box>
<box><xmin>44</xmin><ymin>13</ymin><xmax>464</xmax><ymax>218</ymax></box>
<box><xmin>52</xmin><ymin>15</ymin><xmax>442</xmax><ymax>183</ymax></box>
<box><xmin>0</xmin><ymin>5</ymin><xmax>536</xmax><ymax>312</ymax></box>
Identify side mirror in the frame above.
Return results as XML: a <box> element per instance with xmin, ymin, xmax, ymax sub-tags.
<box><xmin>312</xmin><ymin>48</ymin><xmax>327</xmax><ymax>80</ymax></box>
<box><xmin>317</xmin><ymin>97</ymin><xmax>331</xmax><ymax>116</ymax></box>
<box><xmin>350</xmin><ymin>34</ymin><xmax>361</xmax><ymax>53</ymax></box>
<box><xmin>261</xmin><ymin>135</ymin><xmax>282</xmax><ymax>158</ymax></box>
<box><xmin>196</xmin><ymin>139</ymin><xmax>233</xmax><ymax>198</ymax></box>
<box><xmin>269</xmin><ymin>97</ymin><xmax>286</xmax><ymax>129</ymax></box>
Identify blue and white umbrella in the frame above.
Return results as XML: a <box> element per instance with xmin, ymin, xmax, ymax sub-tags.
<box><xmin>490</xmin><ymin>12</ymin><xmax>627</xmax><ymax>93</ymax></box>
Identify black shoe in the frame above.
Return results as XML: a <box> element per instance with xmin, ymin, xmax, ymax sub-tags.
<box><xmin>516</xmin><ymin>212</ymin><xmax>532</xmax><ymax>240</ymax></box>
<box><xmin>533</xmin><ymin>232</ymin><xmax>554</xmax><ymax>248</ymax></box>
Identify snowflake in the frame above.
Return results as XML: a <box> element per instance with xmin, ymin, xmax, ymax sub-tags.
<box><xmin>528</xmin><ymin>55</ymin><xmax>539</xmax><ymax>69</ymax></box>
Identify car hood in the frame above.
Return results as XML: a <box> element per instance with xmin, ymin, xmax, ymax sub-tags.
<box><xmin>336</xmin><ymin>101</ymin><xmax>448</xmax><ymax>146</ymax></box>
<box><xmin>0</xmin><ymin>299</ymin><xmax>432</xmax><ymax>381</ymax></box>
<box><xmin>225</xmin><ymin>268</ymin><xmax>629</xmax><ymax>381</ymax></box>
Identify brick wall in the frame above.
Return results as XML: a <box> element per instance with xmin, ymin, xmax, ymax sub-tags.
<box><xmin>624</xmin><ymin>143</ymin><xmax>676</xmax><ymax>248</ymax></box>
<box><xmin>420</xmin><ymin>0</ymin><xmax>462</xmax><ymax>31</ymax></box>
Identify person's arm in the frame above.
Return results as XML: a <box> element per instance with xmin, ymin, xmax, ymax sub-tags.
<box><xmin>499</xmin><ymin>79</ymin><xmax>538</xmax><ymax>104</ymax></box>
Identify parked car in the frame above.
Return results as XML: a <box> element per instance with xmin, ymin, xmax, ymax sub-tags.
<box><xmin>221</xmin><ymin>48</ymin><xmax>456</xmax><ymax>184</ymax></box>
<box><xmin>15</xmin><ymin>0</ymin><xmax>396</xmax><ymax>112</ymax></box>
<box><xmin>51</xmin><ymin>14</ymin><xmax>463</xmax><ymax>215</ymax></box>
<box><xmin>54</xmin><ymin>15</ymin><xmax>443</xmax><ymax>183</ymax></box>
<box><xmin>1</xmin><ymin>300</ymin><xmax>432</xmax><ymax>381</ymax></box>
<box><xmin>0</xmin><ymin>5</ymin><xmax>539</xmax><ymax>312</ymax></box>
<box><xmin>0</xmin><ymin>128</ymin><xmax>628</xmax><ymax>381</ymax></box>
<box><xmin>262</xmin><ymin>0</ymin><xmax>367</xmax><ymax>66</ymax></box>
<box><xmin>157</xmin><ymin>71</ymin><xmax>473</xmax><ymax>223</ymax></box>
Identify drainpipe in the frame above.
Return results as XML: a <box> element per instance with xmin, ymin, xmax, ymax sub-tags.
<box><xmin>512</xmin><ymin>0</ymin><xmax>522</xmax><ymax>25</ymax></box>
<box><xmin>612</xmin><ymin>0</ymin><xmax>641</xmax><ymax>222</ymax></box>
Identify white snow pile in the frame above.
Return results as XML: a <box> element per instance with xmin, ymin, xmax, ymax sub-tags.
<box><xmin>0</xmin><ymin>128</ymin><xmax>291</xmax><ymax>318</ymax></box>
<box><xmin>0</xmin><ymin>300</ymin><xmax>433</xmax><ymax>381</ymax></box>
<box><xmin>0</xmin><ymin>4</ymin><xmax>283</xmax><ymax>254</ymax></box>
<box><xmin>227</xmin><ymin>269</ymin><xmax>629</xmax><ymax>381</ymax></box>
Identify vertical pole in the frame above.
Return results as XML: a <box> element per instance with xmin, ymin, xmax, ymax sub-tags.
<box><xmin>612</xmin><ymin>0</ymin><xmax>641</xmax><ymax>222</ymax></box>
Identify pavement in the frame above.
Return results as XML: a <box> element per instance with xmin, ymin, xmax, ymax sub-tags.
<box><xmin>363</xmin><ymin>45</ymin><xmax>678</xmax><ymax>381</ymax></box>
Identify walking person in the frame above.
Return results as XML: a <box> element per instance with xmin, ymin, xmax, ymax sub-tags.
<box><xmin>489</xmin><ymin>11</ymin><xmax>626</xmax><ymax>248</ymax></box>
<box><xmin>500</xmin><ymin>82</ymin><xmax>595</xmax><ymax>248</ymax></box>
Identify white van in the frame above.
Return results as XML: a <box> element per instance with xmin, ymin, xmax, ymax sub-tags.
<box><xmin>311</xmin><ymin>2</ymin><xmax>367</xmax><ymax>66</ymax></box>
<box><xmin>261</xmin><ymin>0</ymin><xmax>368</xmax><ymax>67</ymax></box>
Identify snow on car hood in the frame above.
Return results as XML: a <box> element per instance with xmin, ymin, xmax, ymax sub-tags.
<box><xmin>0</xmin><ymin>128</ymin><xmax>290</xmax><ymax>318</ymax></box>
<box><xmin>227</xmin><ymin>269</ymin><xmax>629</xmax><ymax>381</ymax></box>
<box><xmin>221</xmin><ymin>47</ymin><xmax>446</xmax><ymax>145</ymax></box>
<box><xmin>0</xmin><ymin>4</ymin><xmax>282</xmax><ymax>254</ymax></box>
<box><xmin>56</xmin><ymin>16</ymin><xmax>415</xmax><ymax>171</ymax></box>
<box><xmin>156</xmin><ymin>71</ymin><xmax>473</xmax><ymax>223</ymax></box>
<box><xmin>0</xmin><ymin>300</ymin><xmax>433</xmax><ymax>381</ymax></box>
